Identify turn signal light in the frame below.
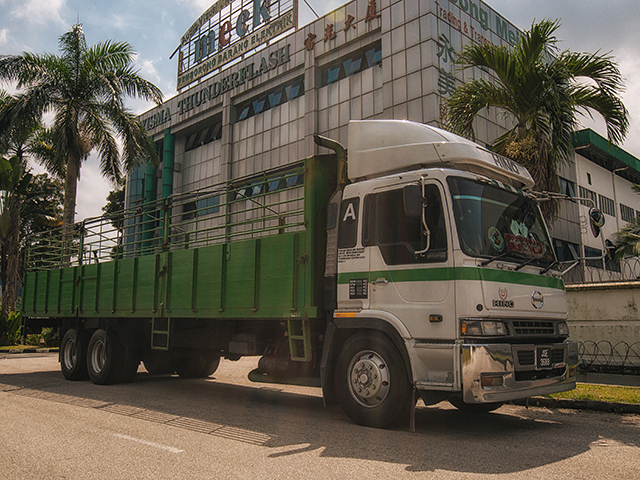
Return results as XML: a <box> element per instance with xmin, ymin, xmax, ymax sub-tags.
<box><xmin>481</xmin><ymin>375</ymin><xmax>504</xmax><ymax>387</ymax></box>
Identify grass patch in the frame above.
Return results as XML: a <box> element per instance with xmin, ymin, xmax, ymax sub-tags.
<box><xmin>548</xmin><ymin>383</ymin><xmax>640</xmax><ymax>404</ymax></box>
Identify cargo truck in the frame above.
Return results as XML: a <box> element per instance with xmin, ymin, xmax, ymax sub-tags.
<box><xmin>22</xmin><ymin>120</ymin><xmax>580</xmax><ymax>428</ymax></box>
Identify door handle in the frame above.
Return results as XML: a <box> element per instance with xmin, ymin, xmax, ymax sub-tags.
<box><xmin>371</xmin><ymin>277</ymin><xmax>389</xmax><ymax>286</ymax></box>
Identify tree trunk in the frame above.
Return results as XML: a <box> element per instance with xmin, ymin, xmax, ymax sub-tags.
<box><xmin>1</xmin><ymin>196</ymin><xmax>20</xmax><ymax>319</ymax></box>
<box><xmin>62</xmin><ymin>153</ymin><xmax>80</xmax><ymax>262</ymax></box>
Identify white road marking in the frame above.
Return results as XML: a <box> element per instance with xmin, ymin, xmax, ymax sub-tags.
<box><xmin>114</xmin><ymin>433</ymin><xmax>184</xmax><ymax>453</ymax></box>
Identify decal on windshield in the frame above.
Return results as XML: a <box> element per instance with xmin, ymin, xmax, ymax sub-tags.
<box><xmin>488</xmin><ymin>226</ymin><xmax>505</xmax><ymax>252</ymax></box>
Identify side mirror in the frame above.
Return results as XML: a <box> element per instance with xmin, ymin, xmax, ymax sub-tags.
<box><xmin>403</xmin><ymin>185</ymin><xmax>422</xmax><ymax>218</ymax></box>
<box><xmin>589</xmin><ymin>207</ymin><xmax>605</xmax><ymax>238</ymax></box>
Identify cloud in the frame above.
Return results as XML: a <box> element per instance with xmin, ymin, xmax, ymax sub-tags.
<box><xmin>11</xmin><ymin>0</ymin><xmax>66</xmax><ymax>26</ymax></box>
<box><xmin>0</xmin><ymin>28</ymin><xmax>8</xmax><ymax>47</ymax></box>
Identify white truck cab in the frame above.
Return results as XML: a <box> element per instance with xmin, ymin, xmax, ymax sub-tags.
<box><xmin>325</xmin><ymin>120</ymin><xmax>577</xmax><ymax>422</ymax></box>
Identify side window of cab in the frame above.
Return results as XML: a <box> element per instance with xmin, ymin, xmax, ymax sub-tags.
<box><xmin>363</xmin><ymin>184</ymin><xmax>447</xmax><ymax>265</ymax></box>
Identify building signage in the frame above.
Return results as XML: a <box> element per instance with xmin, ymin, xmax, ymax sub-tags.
<box><xmin>175</xmin><ymin>0</ymin><xmax>297</xmax><ymax>90</ymax></box>
<box><xmin>142</xmin><ymin>44</ymin><xmax>291</xmax><ymax>128</ymax></box>
<box><xmin>434</xmin><ymin>0</ymin><xmax>520</xmax><ymax>46</ymax></box>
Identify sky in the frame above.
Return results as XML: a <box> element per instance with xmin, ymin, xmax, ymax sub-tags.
<box><xmin>1</xmin><ymin>0</ymin><xmax>639</xmax><ymax>220</ymax></box>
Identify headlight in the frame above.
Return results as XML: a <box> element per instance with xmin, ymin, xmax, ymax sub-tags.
<box><xmin>558</xmin><ymin>322</ymin><xmax>569</xmax><ymax>335</ymax></box>
<box><xmin>461</xmin><ymin>319</ymin><xmax>507</xmax><ymax>336</ymax></box>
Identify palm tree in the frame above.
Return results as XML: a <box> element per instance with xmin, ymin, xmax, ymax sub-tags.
<box><xmin>446</xmin><ymin>19</ymin><xmax>629</xmax><ymax>220</ymax></box>
<box><xmin>0</xmin><ymin>24</ymin><xmax>162</xmax><ymax>232</ymax></box>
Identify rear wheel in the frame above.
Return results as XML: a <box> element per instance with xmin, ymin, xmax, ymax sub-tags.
<box><xmin>60</xmin><ymin>328</ymin><xmax>89</xmax><ymax>381</ymax></box>
<box><xmin>334</xmin><ymin>332</ymin><xmax>413</xmax><ymax>428</ymax></box>
<box><xmin>87</xmin><ymin>329</ymin><xmax>127</xmax><ymax>385</ymax></box>
<box><xmin>143</xmin><ymin>352</ymin><xmax>174</xmax><ymax>375</ymax></box>
<box><xmin>174</xmin><ymin>352</ymin><xmax>221</xmax><ymax>378</ymax></box>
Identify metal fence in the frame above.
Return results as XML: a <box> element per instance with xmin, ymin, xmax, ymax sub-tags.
<box><xmin>562</xmin><ymin>256</ymin><xmax>640</xmax><ymax>285</ymax></box>
<box><xmin>24</xmin><ymin>161</ymin><xmax>306</xmax><ymax>272</ymax></box>
<box><xmin>578</xmin><ymin>340</ymin><xmax>640</xmax><ymax>374</ymax></box>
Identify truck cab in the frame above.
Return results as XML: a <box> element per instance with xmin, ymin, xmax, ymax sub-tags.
<box><xmin>322</xmin><ymin>120</ymin><xmax>577</xmax><ymax>426</ymax></box>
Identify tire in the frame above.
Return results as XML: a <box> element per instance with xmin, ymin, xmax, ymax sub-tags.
<box><xmin>143</xmin><ymin>353</ymin><xmax>174</xmax><ymax>375</ymax></box>
<box><xmin>60</xmin><ymin>328</ymin><xmax>89</xmax><ymax>381</ymax></box>
<box><xmin>334</xmin><ymin>332</ymin><xmax>413</xmax><ymax>428</ymax></box>
<box><xmin>118</xmin><ymin>348</ymin><xmax>141</xmax><ymax>384</ymax></box>
<box><xmin>200</xmin><ymin>354</ymin><xmax>221</xmax><ymax>377</ymax></box>
<box><xmin>448</xmin><ymin>396</ymin><xmax>504</xmax><ymax>413</ymax></box>
<box><xmin>87</xmin><ymin>329</ymin><xmax>126</xmax><ymax>385</ymax></box>
<box><xmin>174</xmin><ymin>353</ymin><xmax>208</xmax><ymax>378</ymax></box>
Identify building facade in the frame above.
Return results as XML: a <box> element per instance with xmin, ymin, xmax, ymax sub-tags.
<box><xmin>134</xmin><ymin>0</ymin><xmax>640</xmax><ymax>283</ymax></box>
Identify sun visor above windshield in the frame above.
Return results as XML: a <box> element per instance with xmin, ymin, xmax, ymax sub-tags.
<box><xmin>347</xmin><ymin>120</ymin><xmax>535</xmax><ymax>189</ymax></box>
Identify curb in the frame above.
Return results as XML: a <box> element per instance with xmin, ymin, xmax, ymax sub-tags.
<box><xmin>2</xmin><ymin>348</ymin><xmax>59</xmax><ymax>354</ymax></box>
<box><xmin>512</xmin><ymin>397</ymin><xmax>640</xmax><ymax>415</ymax></box>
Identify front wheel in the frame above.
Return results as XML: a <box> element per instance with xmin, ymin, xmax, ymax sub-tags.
<box><xmin>334</xmin><ymin>332</ymin><xmax>413</xmax><ymax>428</ymax></box>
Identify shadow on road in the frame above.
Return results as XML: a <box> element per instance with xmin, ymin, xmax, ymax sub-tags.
<box><xmin>1</xmin><ymin>357</ymin><xmax>639</xmax><ymax>474</ymax></box>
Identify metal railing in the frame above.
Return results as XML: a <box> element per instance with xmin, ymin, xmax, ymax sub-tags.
<box><xmin>561</xmin><ymin>256</ymin><xmax>640</xmax><ymax>285</ymax></box>
<box><xmin>25</xmin><ymin>162</ymin><xmax>306</xmax><ymax>272</ymax></box>
<box><xmin>578</xmin><ymin>340</ymin><xmax>640</xmax><ymax>374</ymax></box>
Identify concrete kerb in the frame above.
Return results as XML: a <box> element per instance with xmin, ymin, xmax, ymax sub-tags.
<box><xmin>511</xmin><ymin>397</ymin><xmax>640</xmax><ymax>415</ymax></box>
<box><xmin>2</xmin><ymin>348</ymin><xmax>59</xmax><ymax>354</ymax></box>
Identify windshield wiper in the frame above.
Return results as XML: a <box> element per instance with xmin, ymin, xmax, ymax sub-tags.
<box><xmin>539</xmin><ymin>260</ymin><xmax>559</xmax><ymax>275</ymax></box>
<box><xmin>513</xmin><ymin>257</ymin><xmax>539</xmax><ymax>271</ymax></box>
<box><xmin>479</xmin><ymin>252</ymin><xmax>510</xmax><ymax>267</ymax></box>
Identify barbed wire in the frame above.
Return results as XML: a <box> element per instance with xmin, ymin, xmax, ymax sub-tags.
<box><xmin>578</xmin><ymin>340</ymin><xmax>640</xmax><ymax>374</ymax></box>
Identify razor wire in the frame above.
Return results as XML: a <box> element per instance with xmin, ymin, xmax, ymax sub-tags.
<box><xmin>578</xmin><ymin>340</ymin><xmax>640</xmax><ymax>374</ymax></box>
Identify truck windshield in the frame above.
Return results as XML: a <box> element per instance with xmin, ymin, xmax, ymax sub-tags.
<box><xmin>447</xmin><ymin>177</ymin><xmax>555</xmax><ymax>266</ymax></box>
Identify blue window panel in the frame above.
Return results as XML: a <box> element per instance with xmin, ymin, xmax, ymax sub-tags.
<box><xmin>365</xmin><ymin>47</ymin><xmax>382</xmax><ymax>67</ymax></box>
<box><xmin>286</xmin><ymin>83</ymin><xmax>301</xmax><ymax>100</ymax></box>
<box><xmin>268</xmin><ymin>92</ymin><xmax>283</xmax><ymax>108</ymax></box>
<box><xmin>252</xmin><ymin>99</ymin><xmax>266</xmax><ymax>114</ymax></box>
<box><xmin>238</xmin><ymin>106</ymin><xmax>250</xmax><ymax>121</ymax></box>
<box><xmin>327</xmin><ymin>67</ymin><xmax>341</xmax><ymax>84</ymax></box>
<box><xmin>344</xmin><ymin>58</ymin><xmax>362</xmax><ymax>76</ymax></box>
<box><xmin>197</xmin><ymin>196</ymin><xmax>220</xmax><ymax>215</ymax></box>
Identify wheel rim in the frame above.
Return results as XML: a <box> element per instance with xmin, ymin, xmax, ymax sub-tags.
<box><xmin>347</xmin><ymin>349</ymin><xmax>391</xmax><ymax>408</ymax></box>
<box><xmin>90</xmin><ymin>338</ymin><xmax>107</xmax><ymax>374</ymax></box>
<box><xmin>62</xmin><ymin>336</ymin><xmax>77</xmax><ymax>370</ymax></box>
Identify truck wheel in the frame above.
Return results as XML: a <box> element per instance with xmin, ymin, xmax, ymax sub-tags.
<box><xmin>174</xmin><ymin>353</ymin><xmax>207</xmax><ymax>378</ymax></box>
<box><xmin>448</xmin><ymin>397</ymin><xmax>503</xmax><ymax>413</ymax></box>
<box><xmin>60</xmin><ymin>328</ymin><xmax>89</xmax><ymax>381</ymax></box>
<box><xmin>118</xmin><ymin>348</ymin><xmax>141</xmax><ymax>384</ymax></box>
<box><xmin>143</xmin><ymin>353</ymin><xmax>174</xmax><ymax>375</ymax></box>
<box><xmin>87</xmin><ymin>329</ymin><xmax>126</xmax><ymax>385</ymax></box>
<box><xmin>334</xmin><ymin>332</ymin><xmax>412</xmax><ymax>428</ymax></box>
<box><xmin>200</xmin><ymin>354</ymin><xmax>221</xmax><ymax>377</ymax></box>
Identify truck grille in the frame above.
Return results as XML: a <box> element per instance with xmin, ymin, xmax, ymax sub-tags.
<box><xmin>512</xmin><ymin>321</ymin><xmax>555</xmax><ymax>336</ymax></box>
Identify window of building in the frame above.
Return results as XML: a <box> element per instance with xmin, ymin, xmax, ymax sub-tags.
<box><xmin>318</xmin><ymin>41</ymin><xmax>382</xmax><ymax>87</ymax></box>
<box><xmin>584</xmin><ymin>246</ymin><xmax>603</xmax><ymax>269</ymax></box>
<box><xmin>621</xmin><ymin>203</ymin><xmax>635</xmax><ymax>223</ymax></box>
<box><xmin>182</xmin><ymin>195</ymin><xmax>220</xmax><ymax>221</ymax></box>
<box><xmin>598</xmin><ymin>194</ymin><xmax>616</xmax><ymax>217</ymax></box>
<box><xmin>363</xmin><ymin>185</ymin><xmax>447</xmax><ymax>265</ymax></box>
<box><xmin>578</xmin><ymin>186</ymin><xmax>597</xmax><ymax>208</ymax></box>
<box><xmin>587</xmin><ymin>173</ymin><xmax>592</xmax><ymax>185</ymax></box>
<box><xmin>185</xmin><ymin>113</ymin><xmax>223</xmax><ymax>152</ymax></box>
<box><xmin>553</xmin><ymin>238</ymin><xmax>579</xmax><ymax>262</ymax></box>
<box><xmin>559</xmin><ymin>177</ymin><xmax>576</xmax><ymax>198</ymax></box>
<box><xmin>233</xmin><ymin>76</ymin><xmax>305</xmax><ymax>123</ymax></box>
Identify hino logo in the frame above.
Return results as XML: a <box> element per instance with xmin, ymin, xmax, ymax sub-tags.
<box><xmin>531</xmin><ymin>291</ymin><xmax>544</xmax><ymax>309</ymax></box>
<box><xmin>492</xmin><ymin>299</ymin><xmax>515</xmax><ymax>308</ymax></box>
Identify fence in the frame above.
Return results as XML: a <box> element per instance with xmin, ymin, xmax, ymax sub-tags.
<box><xmin>561</xmin><ymin>256</ymin><xmax>640</xmax><ymax>285</ymax></box>
<box><xmin>578</xmin><ymin>341</ymin><xmax>640</xmax><ymax>374</ymax></box>
<box><xmin>24</xmin><ymin>161</ymin><xmax>306</xmax><ymax>272</ymax></box>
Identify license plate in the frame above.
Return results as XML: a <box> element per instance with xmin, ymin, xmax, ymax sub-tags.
<box><xmin>537</xmin><ymin>347</ymin><xmax>552</xmax><ymax>369</ymax></box>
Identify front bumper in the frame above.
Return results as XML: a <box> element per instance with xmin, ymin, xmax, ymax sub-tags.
<box><xmin>462</xmin><ymin>341</ymin><xmax>578</xmax><ymax>403</ymax></box>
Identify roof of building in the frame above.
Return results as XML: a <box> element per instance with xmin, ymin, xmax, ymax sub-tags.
<box><xmin>572</xmin><ymin>129</ymin><xmax>640</xmax><ymax>184</ymax></box>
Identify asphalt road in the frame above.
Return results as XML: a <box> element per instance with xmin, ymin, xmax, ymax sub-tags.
<box><xmin>1</xmin><ymin>352</ymin><xmax>639</xmax><ymax>479</ymax></box>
